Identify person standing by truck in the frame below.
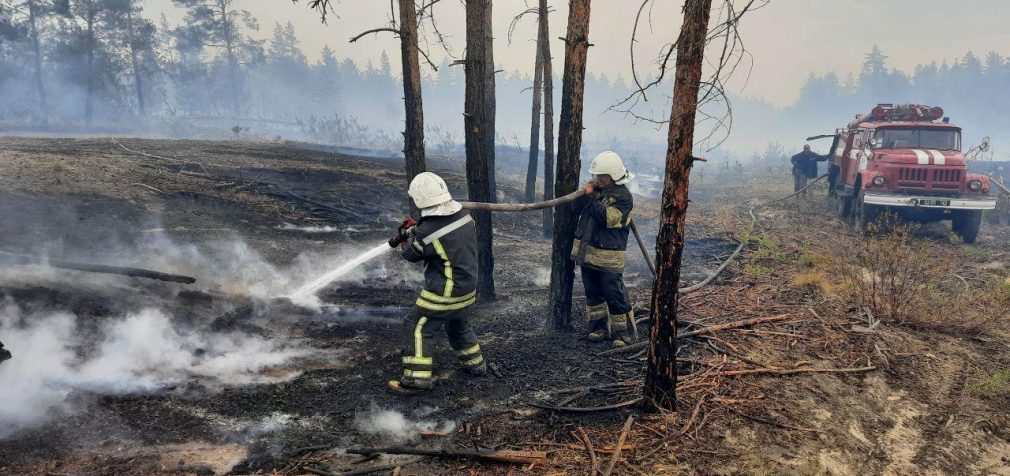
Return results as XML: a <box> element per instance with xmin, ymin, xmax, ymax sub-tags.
<box><xmin>790</xmin><ymin>145</ymin><xmax>826</xmax><ymax>195</ymax></box>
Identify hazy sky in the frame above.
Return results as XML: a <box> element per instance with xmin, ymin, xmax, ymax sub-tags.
<box><xmin>144</xmin><ymin>0</ymin><xmax>1010</xmax><ymax>106</ymax></box>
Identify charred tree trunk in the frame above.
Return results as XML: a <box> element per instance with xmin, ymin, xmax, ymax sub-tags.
<box><xmin>126</xmin><ymin>7</ymin><xmax>146</xmax><ymax>117</ymax></box>
<box><xmin>464</xmin><ymin>0</ymin><xmax>496</xmax><ymax>300</ymax></box>
<box><xmin>27</xmin><ymin>0</ymin><xmax>48</xmax><ymax>126</ymax></box>
<box><xmin>539</xmin><ymin>0</ymin><xmax>555</xmax><ymax>237</ymax></box>
<box><xmin>398</xmin><ymin>0</ymin><xmax>426</xmax><ymax>190</ymax></box>
<box><xmin>644</xmin><ymin>0</ymin><xmax>713</xmax><ymax>412</ymax></box>
<box><xmin>523</xmin><ymin>30</ymin><xmax>545</xmax><ymax>203</ymax></box>
<box><xmin>548</xmin><ymin>0</ymin><xmax>590</xmax><ymax>330</ymax></box>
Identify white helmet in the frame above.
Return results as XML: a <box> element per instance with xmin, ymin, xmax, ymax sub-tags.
<box><xmin>590</xmin><ymin>151</ymin><xmax>633</xmax><ymax>185</ymax></box>
<box><xmin>408</xmin><ymin>172</ymin><xmax>453</xmax><ymax>209</ymax></box>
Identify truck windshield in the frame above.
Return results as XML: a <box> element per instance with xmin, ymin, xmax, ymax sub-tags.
<box><xmin>873</xmin><ymin>128</ymin><xmax>961</xmax><ymax>151</ymax></box>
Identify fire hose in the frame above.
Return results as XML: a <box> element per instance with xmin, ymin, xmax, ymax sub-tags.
<box><xmin>459</xmin><ymin>189</ymin><xmax>657</xmax><ymax>276</ymax></box>
<box><xmin>992</xmin><ymin>179</ymin><xmax>1010</xmax><ymax>197</ymax></box>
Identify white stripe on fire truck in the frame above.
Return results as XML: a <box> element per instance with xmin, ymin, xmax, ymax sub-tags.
<box><xmin>928</xmin><ymin>150</ymin><xmax>945</xmax><ymax>165</ymax></box>
<box><xmin>912</xmin><ymin>150</ymin><xmax>930</xmax><ymax>165</ymax></box>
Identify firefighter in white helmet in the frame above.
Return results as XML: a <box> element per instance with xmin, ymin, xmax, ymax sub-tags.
<box><xmin>387</xmin><ymin>172</ymin><xmax>486</xmax><ymax>394</ymax></box>
<box><xmin>572</xmin><ymin>151</ymin><xmax>636</xmax><ymax>347</ymax></box>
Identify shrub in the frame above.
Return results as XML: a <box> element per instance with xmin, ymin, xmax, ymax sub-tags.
<box><xmin>837</xmin><ymin>223</ymin><xmax>941</xmax><ymax>322</ymax></box>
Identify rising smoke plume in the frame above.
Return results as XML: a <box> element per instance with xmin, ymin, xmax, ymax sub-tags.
<box><xmin>354</xmin><ymin>405</ymin><xmax>456</xmax><ymax>444</ymax></box>
<box><xmin>0</xmin><ymin>303</ymin><xmax>310</xmax><ymax>439</ymax></box>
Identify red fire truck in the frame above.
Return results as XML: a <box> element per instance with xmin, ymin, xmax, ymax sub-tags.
<box><xmin>818</xmin><ymin>104</ymin><xmax>996</xmax><ymax>243</ymax></box>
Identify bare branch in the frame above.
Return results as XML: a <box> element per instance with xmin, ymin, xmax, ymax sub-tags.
<box><xmin>628</xmin><ymin>0</ymin><xmax>653</xmax><ymax>101</ymax></box>
<box><xmin>612</xmin><ymin>0</ymin><xmax>770</xmax><ymax>147</ymax></box>
<box><xmin>507</xmin><ymin>7</ymin><xmax>539</xmax><ymax>45</ymax></box>
<box><xmin>293</xmin><ymin>0</ymin><xmax>336</xmax><ymax>23</ymax></box>
<box><xmin>417</xmin><ymin>0</ymin><xmax>444</xmax><ymax>17</ymax></box>
<box><xmin>417</xmin><ymin>43</ymin><xmax>439</xmax><ymax>71</ymax></box>
<box><xmin>418</xmin><ymin>0</ymin><xmax>456</xmax><ymax>58</ymax></box>
<box><xmin>348</xmin><ymin>27</ymin><xmax>400</xmax><ymax>43</ymax></box>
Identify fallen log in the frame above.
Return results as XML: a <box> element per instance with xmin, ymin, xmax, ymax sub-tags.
<box><xmin>529</xmin><ymin>397</ymin><xmax>643</xmax><ymax>413</ymax></box>
<box><xmin>575</xmin><ymin>427</ymin><xmax>598</xmax><ymax>474</ymax></box>
<box><xmin>0</xmin><ymin>251</ymin><xmax>197</xmax><ymax>284</ymax></box>
<box><xmin>713</xmin><ymin>365</ymin><xmax>876</xmax><ymax>378</ymax></box>
<box><xmin>599</xmin><ymin>314</ymin><xmax>794</xmax><ymax>356</ymax></box>
<box><xmin>304</xmin><ymin>457</ymin><xmax>426</xmax><ymax>476</ymax></box>
<box><xmin>345</xmin><ymin>447</ymin><xmax>546</xmax><ymax>465</ymax></box>
<box><xmin>602</xmin><ymin>415</ymin><xmax>634</xmax><ymax>476</ymax></box>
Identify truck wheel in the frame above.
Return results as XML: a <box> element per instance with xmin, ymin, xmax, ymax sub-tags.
<box><xmin>854</xmin><ymin>190</ymin><xmax>881</xmax><ymax>234</ymax></box>
<box><xmin>952</xmin><ymin>210</ymin><xmax>982</xmax><ymax>244</ymax></box>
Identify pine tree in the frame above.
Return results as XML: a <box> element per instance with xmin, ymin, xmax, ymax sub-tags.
<box><xmin>172</xmin><ymin>0</ymin><xmax>262</xmax><ymax>116</ymax></box>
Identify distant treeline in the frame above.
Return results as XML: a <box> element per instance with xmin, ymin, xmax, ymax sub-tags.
<box><xmin>729</xmin><ymin>45</ymin><xmax>1010</xmax><ymax>159</ymax></box>
<box><xmin>0</xmin><ymin>1</ymin><xmax>643</xmax><ymax>151</ymax></box>
<box><xmin>1</xmin><ymin>3</ymin><xmax>1007</xmax><ymax>160</ymax></box>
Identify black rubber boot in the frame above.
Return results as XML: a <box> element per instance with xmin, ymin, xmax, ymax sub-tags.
<box><xmin>387</xmin><ymin>378</ymin><xmax>433</xmax><ymax>395</ymax></box>
<box><xmin>462</xmin><ymin>360</ymin><xmax>487</xmax><ymax>376</ymax></box>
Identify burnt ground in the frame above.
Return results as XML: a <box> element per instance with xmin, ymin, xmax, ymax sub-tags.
<box><xmin>0</xmin><ymin>137</ymin><xmax>1009</xmax><ymax>475</ymax></box>
<box><xmin>0</xmin><ymin>137</ymin><xmax>730</xmax><ymax>475</ymax></box>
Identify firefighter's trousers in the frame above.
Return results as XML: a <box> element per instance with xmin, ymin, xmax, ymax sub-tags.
<box><xmin>793</xmin><ymin>170</ymin><xmax>809</xmax><ymax>195</ymax></box>
<box><xmin>400</xmin><ymin>307</ymin><xmax>483</xmax><ymax>389</ymax></box>
<box><xmin>581</xmin><ymin>265</ymin><xmax>631</xmax><ymax>337</ymax></box>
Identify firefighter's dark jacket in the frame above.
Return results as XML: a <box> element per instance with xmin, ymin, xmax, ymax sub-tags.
<box><xmin>572</xmin><ymin>185</ymin><xmax>634</xmax><ymax>273</ymax></box>
<box><xmin>791</xmin><ymin>150</ymin><xmax>827</xmax><ymax>178</ymax></box>
<box><xmin>402</xmin><ymin>209</ymin><xmax>478</xmax><ymax>312</ymax></box>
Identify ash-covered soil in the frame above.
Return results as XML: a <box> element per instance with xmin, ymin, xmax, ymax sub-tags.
<box><xmin>4</xmin><ymin>137</ymin><xmax>1009</xmax><ymax>476</ymax></box>
<box><xmin>0</xmin><ymin>137</ymin><xmax>729</xmax><ymax>475</ymax></box>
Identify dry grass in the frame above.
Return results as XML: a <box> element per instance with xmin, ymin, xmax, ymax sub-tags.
<box><xmin>790</xmin><ymin>271</ymin><xmax>836</xmax><ymax>295</ymax></box>
<box><xmin>834</xmin><ymin>221</ymin><xmax>944</xmax><ymax>323</ymax></box>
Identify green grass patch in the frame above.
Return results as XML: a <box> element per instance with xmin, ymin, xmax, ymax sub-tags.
<box><xmin>970</xmin><ymin>369</ymin><xmax>1010</xmax><ymax>397</ymax></box>
<box><xmin>962</xmin><ymin>245</ymin><xmax>992</xmax><ymax>261</ymax></box>
<box><xmin>743</xmin><ymin>263</ymin><xmax>773</xmax><ymax>277</ymax></box>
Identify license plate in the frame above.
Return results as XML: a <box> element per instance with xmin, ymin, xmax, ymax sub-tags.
<box><xmin>913</xmin><ymin>198</ymin><xmax>950</xmax><ymax>207</ymax></box>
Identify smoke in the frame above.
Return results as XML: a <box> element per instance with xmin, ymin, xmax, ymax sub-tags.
<box><xmin>532</xmin><ymin>267</ymin><xmax>551</xmax><ymax>287</ymax></box>
<box><xmin>0</xmin><ymin>303</ymin><xmax>311</xmax><ymax>439</ymax></box>
<box><xmin>1</xmin><ymin>223</ymin><xmax>420</xmax><ymax>307</ymax></box>
<box><xmin>276</xmin><ymin>223</ymin><xmax>342</xmax><ymax>233</ymax></box>
<box><xmin>354</xmin><ymin>405</ymin><xmax>456</xmax><ymax>444</ymax></box>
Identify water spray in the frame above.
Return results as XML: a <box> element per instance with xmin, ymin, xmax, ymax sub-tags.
<box><xmin>286</xmin><ymin>242</ymin><xmax>395</xmax><ymax>306</ymax></box>
<box><xmin>283</xmin><ymin>190</ymin><xmax>594</xmax><ymax>307</ymax></box>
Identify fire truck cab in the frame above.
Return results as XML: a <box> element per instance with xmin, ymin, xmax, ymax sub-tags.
<box><xmin>827</xmin><ymin>104</ymin><xmax>996</xmax><ymax>243</ymax></box>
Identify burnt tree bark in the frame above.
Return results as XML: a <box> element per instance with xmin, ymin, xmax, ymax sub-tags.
<box><xmin>539</xmin><ymin>0</ymin><xmax>555</xmax><ymax>237</ymax></box>
<box><xmin>644</xmin><ymin>0</ymin><xmax>713</xmax><ymax>412</ymax></box>
<box><xmin>548</xmin><ymin>0</ymin><xmax>590</xmax><ymax>330</ymax></box>
<box><xmin>464</xmin><ymin>0</ymin><xmax>497</xmax><ymax>300</ymax></box>
<box><xmin>398</xmin><ymin>0</ymin><xmax>426</xmax><ymax>188</ymax></box>
<box><xmin>523</xmin><ymin>23</ymin><xmax>545</xmax><ymax>203</ymax></box>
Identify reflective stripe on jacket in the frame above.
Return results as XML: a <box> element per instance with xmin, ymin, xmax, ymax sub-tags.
<box><xmin>402</xmin><ymin>209</ymin><xmax>478</xmax><ymax>312</ymax></box>
<box><xmin>572</xmin><ymin>185</ymin><xmax>633</xmax><ymax>272</ymax></box>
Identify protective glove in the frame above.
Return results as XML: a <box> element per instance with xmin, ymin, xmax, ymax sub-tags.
<box><xmin>388</xmin><ymin>217</ymin><xmax>418</xmax><ymax>248</ymax></box>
